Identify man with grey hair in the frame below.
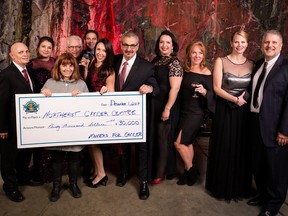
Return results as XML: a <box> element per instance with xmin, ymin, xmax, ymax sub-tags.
<box><xmin>114</xmin><ymin>32</ymin><xmax>159</xmax><ymax>200</ymax></box>
<box><xmin>66</xmin><ymin>35</ymin><xmax>89</xmax><ymax>79</ymax></box>
<box><xmin>248</xmin><ymin>30</ymin><xmax>288</xmax><ymax>216</ymax></box>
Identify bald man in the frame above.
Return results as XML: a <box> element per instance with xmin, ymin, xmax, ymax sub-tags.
<box><xmin>0</xmin><ymin>42</ymin><xmax>36</xmax><ymax>202</ymax></box>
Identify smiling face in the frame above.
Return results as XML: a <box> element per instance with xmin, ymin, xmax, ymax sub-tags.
<box><xmin>121</xmin><ymin>36</ymin><xmax>139</xmax><ymax>61</ymax></box>
<box><xmin>59</xmin><ymin>63</ymin><xmax>74</xmax><ymax>80</ymax></box>
<box><xmin>159</xmin><ymin>34</ymin><xmax>173</xmax><ymax>57</ymax></box>
<box><xmin>10</xmin><ymin>42</ymin><xmax>30</xmax><ymax>68</ymax></box>
<box><xmin>38</xmin><ymin>40</ymin><xmax>53</xmax><ymax>59</ymax></box>
<box><xmin>190</xmin><ymin>45</ymin><xmax>204</xmax><ymax>66</ymax></box>
<box><xmin>231</xmin><ymin>34</ymin><xmax>248</xmax><ymax>55</ymax></box>
<box><xmin>95</xmin><ymin>42</ymin><xmax>107</xmax><ymax>63</ymax></box>
<box><xmin>261</xmin><ymin>33</ymin><xmax>283</xmax><ymax>61</ymax></box>
<box><xmin>66</xmin><ymin>38</ymin><xmax>82</xmax><ymax>58</ymax></box>
<box><xmin>85</xmin><ymin>32</ymin><xmax>98</xmax><ymax>51</ymax></box>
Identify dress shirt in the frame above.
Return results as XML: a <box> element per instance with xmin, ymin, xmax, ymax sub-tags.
<box><xmin>250</xmin><ymin>54</ymin><xmax>280</xmax><ymax>113</ymax></box>
<box><xmin>119</xmin><ymin>54</ymin><xmax>137</xmax><ymax>82</ymax></box>
<box><xmin>13</xmin><ymin>61</ymin><xmax>33</xmax><ymax>91</ymax></box>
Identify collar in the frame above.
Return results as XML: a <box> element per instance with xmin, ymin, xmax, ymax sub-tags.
<box><xmin>13</xmin><ymin>61</ymin><xmax>26</xmax><ymax>72</ymax></box>
<box><xmin>121</xmin><ymin>54</ymin><xmax>137</xmax><ymax>66</ymax></box>
<box><xmin>265</xmin><ymin>53</ymin><xmax>280</xmax><ymax>68</ymax></box>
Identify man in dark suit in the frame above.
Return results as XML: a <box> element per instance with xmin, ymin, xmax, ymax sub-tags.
<box><xmin>248</xmin><ymin>30</ymin><xmax>288</xmax><ymax>216</ymax></box>
<box><xmin>0</xmin><ymin>42</ymin><xmax>36</xmax><ymax>202</ymax></box>
<box><xmin>114</xmin><ymin>32</ymin><xmax>159</xmax><ymax>200</ymax></box>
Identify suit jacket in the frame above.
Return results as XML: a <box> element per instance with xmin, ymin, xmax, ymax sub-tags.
<box><xmin>0</xmin><ymin>63</ymin><xmax>35</xmax><ymax>135</ymax></box>
<box><xmin>254</xmin><ymin>55</ymin><xmax>288</xmax><ymax>147</ymax></box>
<box><xmin>114</xmin><ymin>54</ymin><xmax>159</xmax><ymax>95</ymax></box>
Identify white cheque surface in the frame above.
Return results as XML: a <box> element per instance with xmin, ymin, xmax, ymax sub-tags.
<box><xmin>15</xmin><ymin>92</ymin><xmax>146</xmax><ymax>148</ymax></box>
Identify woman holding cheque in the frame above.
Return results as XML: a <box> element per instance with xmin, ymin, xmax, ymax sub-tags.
<box><xmin>41</xmin><ymin>53</ymin><xmax>89</xmax><ymax>202</ymax></box>
<box><xmin>85</xmin><ymin>38</ymin><xmax>115</xmax><ymax>188</ymax></box>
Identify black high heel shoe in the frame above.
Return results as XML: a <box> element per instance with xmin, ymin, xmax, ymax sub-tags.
<box><xmin>88</xmin><ymin>175</ymin><xmax>108</xmax><ymax>188</ymax></box>
<box><xmin>83</xmin><ymin>175</ymin><xmax>96</xmax><ymax>184</ymax></box>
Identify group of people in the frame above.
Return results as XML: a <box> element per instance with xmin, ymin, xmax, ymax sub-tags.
<box><xmin>0</xmin><ymin>28</ymin><xmax>287</xmax><ymax>216</ymax></box>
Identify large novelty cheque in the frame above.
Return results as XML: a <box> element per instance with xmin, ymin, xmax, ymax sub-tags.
<box><xmin>15</xmin><ymin>92</ymin><xmax>146</xmax><ymax>148</ymax></box>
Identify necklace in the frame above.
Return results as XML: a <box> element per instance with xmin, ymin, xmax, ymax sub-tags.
<box><xmin>60</xmin><ymin>78</ymin><xmax>74</xmax><ymax>86</ymax></box>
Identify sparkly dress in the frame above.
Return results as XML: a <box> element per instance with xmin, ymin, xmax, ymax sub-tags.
<box><xmin>148</xmin><ymin>55</ymin><xmax>183</xmax><ymax>180</ymax></box>
<box><xmin>27</xmin><ymin>57</ymin><xmax>55</xmax><ymax>183</ymax></box>
<box><xmin>86</xmin><ymin>64</ymin><xmax>105</xmax><ymax>92</ymax></box>
<box><xmin>205</xmin><ymin>56</ymin><xmax>253</xmax><ymax>200</ymax></box>
<box><xmin>28</xmin><ymin>57</ymin><xmax>55</xmax><ymax>93</ymax></box>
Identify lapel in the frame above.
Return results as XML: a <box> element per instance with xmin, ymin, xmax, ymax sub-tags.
<box><xmin>115</xmin><ymin>55</ymin><xmax>123</xmax><ymax>90</ymax></box>
<box><xmin>253</xmin><ymin>59</ymin><xmax>265</xmax><ymax>75</ymax></box>
<box><xmin>11</xmin><ymin>63</ymin><xmax>34</xmax><ymax>92</ymax></box>
<box><xmin>263</xmin><ymin>55</ymin><xmax>285</xmax><ymax>90</ymax></box>
<box><xmin>122</xmin><ymin>56</ymin><xmax>140</xmax><ymax>89</ymax></box>
<box><xmin>115</xmin><ymin>55</ymin><xmax>122</xmax><ymax>75</ymax></box>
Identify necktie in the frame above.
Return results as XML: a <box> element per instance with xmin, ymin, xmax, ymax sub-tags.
<box><xmin>119</xmin><ymin>62</ymin><xmax>128</xmax><ymax>89</ymax></box>
<box><xmin>22</xmin><ymin>69</ymin><xmax>30</xmax><ymax>84</ymax></box>
<box><xmin>253</xmin><ymin>62</ymin><xmax>268</xmax><ymax>108</ymax></box>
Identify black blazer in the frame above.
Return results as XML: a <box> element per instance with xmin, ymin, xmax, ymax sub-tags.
<box><xmin>0</xmin><ymin>63</ymin><xmax>35</xmax><ymax>134</ymax></box>
<box><xmin>254</xmin><ymin>55</ymin><xmax>288</xmax><ymax>147</ymax></box>
<box><xmin>114</xmin><ymin>54</ymin><xmax>159</xmax><ymax>96</ymax></box>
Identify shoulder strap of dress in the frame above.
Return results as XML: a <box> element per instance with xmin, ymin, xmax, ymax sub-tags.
<box><xmin>220</xmin><ymin>56</ymin><xmax>226</xmax><ymax>74</ymax></box>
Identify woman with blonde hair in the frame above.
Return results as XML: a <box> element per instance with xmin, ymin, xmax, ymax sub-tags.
<box><xmin>205</xmin><ymin>30</ymin><xmax>254</xmax><ymax>201</ymax></box>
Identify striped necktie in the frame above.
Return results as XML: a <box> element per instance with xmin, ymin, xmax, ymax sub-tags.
<box><xmin>22</xmin><ymin>69</ymin><xmax>30</xmax><ymax>84</ymax></box>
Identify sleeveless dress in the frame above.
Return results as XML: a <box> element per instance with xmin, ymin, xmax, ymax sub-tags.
<box><xmin>176</xmin><ymin>72</ymin><xmax>215</xmax><ymax>145</ymax></box>
<box><xmin>205</xmin><ymin>56</ymin><xmax>253</xmax><ymax>200</ymax></box>
<box><xmin>86</xmin><ymin>65</ymin><xmax>105</xmax><ymax>92</ymax></box>
<box><xmin>148</xmin><ymin>55</ymin><xmax>183</xmax><ymax>179</ymax></box>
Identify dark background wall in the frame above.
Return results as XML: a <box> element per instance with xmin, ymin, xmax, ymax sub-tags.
<box><xmin>0</xmin><ymin>0</ymin><xmax>287</xmax><ymax>70</ymax></box>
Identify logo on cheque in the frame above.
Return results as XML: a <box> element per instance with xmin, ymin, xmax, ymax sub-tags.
<box><xmin>23</xmin><ymin>100</ymin><xmax>39</xmax><ymax>113</ymax></box>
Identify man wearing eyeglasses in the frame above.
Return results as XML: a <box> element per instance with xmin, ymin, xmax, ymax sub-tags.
<box><xmin>66</xmin><ymin>35</ymin><xmax>89</xmax><ymax>79</ymax></box>
<box><xmin>114</xmin><ymin>32</ymin><xmax>159</xmax><ymax>200</ymax></box>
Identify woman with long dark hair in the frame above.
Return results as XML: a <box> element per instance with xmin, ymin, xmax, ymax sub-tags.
<box><xmin>85</xmin><ymin>38</ymin><xmax>115</xmax><ymax>188</ymax></box>
<box><xmin>149</xmin><ymin>30</ymin><xmax>183</xmax><ymax>184</ymax></box>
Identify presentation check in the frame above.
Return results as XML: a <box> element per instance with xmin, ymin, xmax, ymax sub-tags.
<box><xmin>15</xmin><ymin>92</ymin><xmax>146</xmax><ymax>148</ymax></box>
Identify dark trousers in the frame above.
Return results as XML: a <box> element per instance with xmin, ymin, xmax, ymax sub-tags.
<box><xmin>251</xmin><ymin>113</ymin><xmax>288</xmax><ymax>213</ymax></box>
<box><xmin>50</xmin><ymin>150</ymin><xmax>80</xmax><ymax>164</ymax></box>
<box><xmin>0</xmin><ymin>138</ymin><xmax>18</xmax><ymax>191</ymax></box>
<box><xmin>16</xmin><ymin>148</ymin><xmax>33</xmax><ymax>182</ymax></box>
<box><xmin>251</xmin><ymin>113</ymin><xmax>268</xmax><ymax>199</ymax></box>
<box><xmin>120</xmin><ymin>143</ymin><xmax>148</xmax><ymax>182</ymax></box>
<box><xmin>0</xmin><ymin>135</ymin><xmax>33</xmax><ymax>190</ymax></box>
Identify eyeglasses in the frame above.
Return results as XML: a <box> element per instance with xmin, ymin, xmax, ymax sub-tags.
<box><xmin>68</xmin><ymin>46</ymin><xmax>81</xmax><ymax>49</ymax></box>
<box><xmin>121</xmin><ymin>43</ymin><xmax>138</xmax><ymax>49</ymax></box>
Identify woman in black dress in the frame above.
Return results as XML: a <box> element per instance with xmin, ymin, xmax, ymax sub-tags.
<box><xmin>174</xmin><ymin>41</ymin><xmax>215</xmax><ymax>186</ymax></box>
<box><xmin>205</xmin><ymin>30</ymin><xmax>253</xmax><ymax>201</ymax></box>
<box><xmin>149</xmin><ymin>30</ymin><xmax>183</xmax><ymax>184</ymax></box>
